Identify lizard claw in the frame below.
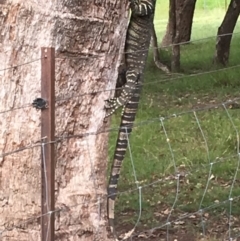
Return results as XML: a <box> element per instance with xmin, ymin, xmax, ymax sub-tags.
<box><xmin>104</xmin><ymin>98</ymin><xmax>122</xmax><ymax>118</ymax></box>
<box><xmin>105</xmin><ymin>98</ymin><xmax>117</xmax><ymax>108</ymax></box>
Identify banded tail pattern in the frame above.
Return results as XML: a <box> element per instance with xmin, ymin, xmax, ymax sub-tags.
<box><xmin>108</xmin><ymin>83</ymin><xmax>141</xmax><ymax>241</ymax></box>
<box><xmin>105</xmin><ymin>0</ymin><xmax>156</xmax><ymax>240</ymax></box>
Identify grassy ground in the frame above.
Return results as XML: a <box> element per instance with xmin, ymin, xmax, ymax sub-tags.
<box><xmin>108</xmin><ymin>1</ymin><xmax>240</xmax><ymax>240</ymax></box>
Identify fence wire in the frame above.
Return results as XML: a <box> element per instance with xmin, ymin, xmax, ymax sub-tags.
<box><xmin>1</xmin><ymin>96</ymin><xmax>240</xmax><ymax>159</ymax></box>
<box><xmin>1</xmin><ymin>97</ymin><xmax>240</xmax><ymax>240</ymax></box>
<box><xmin>1</xmin><ymin>31</ymin><xmax>240</xmax><ymax>241</ymax></box>
<box><xmin>0</xmin><ymin>31</ymin><xmax>239</xmax><ymax>114</ymax></box>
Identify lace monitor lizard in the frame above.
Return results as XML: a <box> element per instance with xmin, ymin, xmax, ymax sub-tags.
<box><xmin>104</xmin><ymin>0</ymin><xmax>156</xmax><ymax>240</ymax></box>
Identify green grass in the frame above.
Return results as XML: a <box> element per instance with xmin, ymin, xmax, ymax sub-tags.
<box><xmin>154</xmin><ymin>0</ymin><xmax>240</xmax><ymax>41</ymax></box>
<box><xmin>108</xmin><ymin>1</ymin><xmax>240</xmax><ymax>239</ymax></box>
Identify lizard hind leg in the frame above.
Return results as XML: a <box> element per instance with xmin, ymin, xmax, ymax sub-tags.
<box><xmin>104</xmin><ymin>97</ymin><xmax>123</xmax><ymax>118</ymax></box>
<box><xmin>104</xmin><ymin>69</ymin><xmax>127</xmax><ymax>119</ymax></box>
<box><xmin>104</xmin><ymin>70</ymin><xmax>139</xmax><ymax>119</ymax></box>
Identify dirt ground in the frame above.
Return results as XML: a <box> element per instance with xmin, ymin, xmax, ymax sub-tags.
<box><xmin>114</xmin><ymin>212</ymin><xmax>240</xmax><ymax>241</ymax></box>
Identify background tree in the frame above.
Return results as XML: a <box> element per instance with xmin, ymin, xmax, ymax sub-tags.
<box><xmin>151</xmin><ymin>17</ymin><xmax>170</xmax><ymax>73</ymax></box>
<box><xmin>213</xmin><ymin>0</ymin><xmax>240</xmax><ymax>65</ymax></box>
<box><xmin>161</xmin><ymin>0</ymin><xmax>197</xmax><ymax>47</ymax></box>
<box><xmin>170</xmin><ymin>0</ymin><xmax>180</xmax><ymax>72</ymax></box>
<box><xmin>0</xmin><ymin>0</ymin><xmax>128</xmax><ymax>240</ymax></box>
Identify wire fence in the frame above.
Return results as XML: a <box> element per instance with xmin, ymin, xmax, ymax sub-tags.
<box><xmin>2</xmin><ymin>100</ymin><xmax>240</xmax><ymax>240</ymax></box>
<box><xmin>0</xmin><ymin>30</ymin><xmax>240</xmax><ymax>241</ymax></box>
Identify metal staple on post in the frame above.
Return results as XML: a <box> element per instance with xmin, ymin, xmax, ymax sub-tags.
<box><xmin>41</xmin><ymin>47</ymin><xmax>55</xmax><ymax>241</ymax></box>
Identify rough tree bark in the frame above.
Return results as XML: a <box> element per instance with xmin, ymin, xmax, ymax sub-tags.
<box><xmin>213</xmin><ymin>0</ymin><xmax>240</xmax><ymax>65</ymax></box>
<box><xmin>0</xmin><ymin>1</ymin><xmax>128</xmax><ymax>241</ymax></box>
<box><xmin>151</xmin><ymin>18</ymin><xmax>170</xmax><ymax>73</ymax></box>
<box><xmin>161</xmin><ymin>0</ymin><xmax>197</xmax><ymax>47</ymax></box>
<box><xmin>170</xmin><ymin>0</ymin><xmax>180</xmax><ymax>72</ymax></box>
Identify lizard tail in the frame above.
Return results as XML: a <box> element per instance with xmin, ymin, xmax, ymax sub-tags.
<box><xmin>107</xmin><ymin>86</ymin><xmax>141</xmax><ymax>241</ymax></box>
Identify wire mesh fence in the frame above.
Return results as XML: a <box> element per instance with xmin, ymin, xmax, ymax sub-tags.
<box><xmin>2</xmin><ymin>97</ymin><xmax>240</xmax><ymax>240</ymax></box>
<box><xmin>0</xmin><ymin>27</ymin><xmax>240</xmax><ymax>241</ymax></box>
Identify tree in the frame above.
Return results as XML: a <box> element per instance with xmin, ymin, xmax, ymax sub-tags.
<box><xmin>161</xmin><ymin>0</ymin><xmax>197</xmax><ymax>47</ymax></box>
<box><xmin>170</xmin><ymin>0</ymin><xmax>180</xmax><ymax>72</ymax></box>
<box><xmin>0</xmin><ymin>1</ymin><xmax>128</xmax><ymax>240</ymax></box>
<box><xmin>213</xmin><ymin>0</ymin><xmax>240</xmax><ymax>65</ymax></box>
<box><xmin>151</xmin><ymin>17</ymin><xmax>170</xmax><ymax>73</ymax></box>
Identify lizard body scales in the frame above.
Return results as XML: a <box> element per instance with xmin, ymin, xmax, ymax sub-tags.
<box><xmin>105</xmin><ymin>0</ymin><xmax>156</xmax><ymax>240</ymax></box>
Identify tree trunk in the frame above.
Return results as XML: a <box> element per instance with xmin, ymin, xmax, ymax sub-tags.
<box><xmin>213</xmin><ymin>0</ymin><xmax>240</xmax><ymax>66</ymax></box>
<box><xmin>151</xmin><ymin>21</ymin><xmax>170</xmax><ymax>73</ymax></box>
<box><xmin>0</xmin><ymin>1</ymin><xmax>128</xmax><ymax>241</ymax></box>
<box><xmin>161</xmin><ymin>0</ymin><xmax>197</xmax><ymax>47</ymax></box>
<box><xmin>170</xmin><ymin>0</ymin><xmax>180</xmax><ymax>72</ymax></box>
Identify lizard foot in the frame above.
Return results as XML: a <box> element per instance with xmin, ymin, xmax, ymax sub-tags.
<box><xmin>104</xmin><ymin>98</ymin><xmax>122</xmax><ymax>118</ymax></box>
